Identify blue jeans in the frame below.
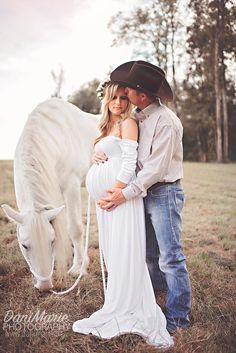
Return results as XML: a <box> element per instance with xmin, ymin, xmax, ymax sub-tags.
<box><xmin>144</xmin><ymin>182</ymin><xmax>191</xmax><ymax>332</ymax></box>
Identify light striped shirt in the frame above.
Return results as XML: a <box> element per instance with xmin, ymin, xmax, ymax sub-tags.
<box><xmin>122</xmin><ymin>102</ymin><xmax>184</xmax><ymax>200</ymax></box>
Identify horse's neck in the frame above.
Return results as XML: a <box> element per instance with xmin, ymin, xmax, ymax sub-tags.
<box><xmin>14</xmin><ymin>99</ymin><xmax>99</xmax><ymax>212</ymax></box>
<box><xmin>15</xmin><ymin>122</ymin><xmax>62</xmax><ymax>211</ymax></box>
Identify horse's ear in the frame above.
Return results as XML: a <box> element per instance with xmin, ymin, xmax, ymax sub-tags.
<box><xmin>45</xmin><ymin>205</ymin><xmax>65</xmax><ymax>221</ymax></box>
<box><xmin>1</xmin><ymin>204</ymin><xmax>23</xmax><ymax>224</ymax></box>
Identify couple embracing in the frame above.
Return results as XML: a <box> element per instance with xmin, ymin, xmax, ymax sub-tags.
<box><xmin>73</xmin><ymin>60</ymin><xmax>191</xmax><ymax>348</ymax></box>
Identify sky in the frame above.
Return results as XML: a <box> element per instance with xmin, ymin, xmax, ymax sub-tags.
<box><xmin>0</xmin><ymin>0</ymin><xmax>151</xmax><ymax>159</ymax></box>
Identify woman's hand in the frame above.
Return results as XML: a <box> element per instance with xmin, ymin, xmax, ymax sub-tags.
<box><xmin>97</xmin><ymin>199</ymin><xmax>109</xmax><ymax>208</ymax></box>
<box><xmin>93</xmin><ymin>152</ymin><xmax>108</xmax><ymax>164</ymax></box>
<box><xmin>98</xmin><ymin>188</ymin><xmax>126</xmax><ymax>212</ymax></box>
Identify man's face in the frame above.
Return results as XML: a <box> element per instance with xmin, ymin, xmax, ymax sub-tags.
<box><xmin>125</xmin><ymin>87</ymin><xmax>140</xmax><ymax>106</ymax></box>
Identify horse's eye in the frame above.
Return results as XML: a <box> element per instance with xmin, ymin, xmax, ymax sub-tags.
<box><xmin>22</xmin><ymin>244</ymin><xmax>28</xmax><ymax>250</ymax></box>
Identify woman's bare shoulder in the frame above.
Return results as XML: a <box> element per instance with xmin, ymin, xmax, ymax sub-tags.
<box><xmin>121</xmin><ymin>116</ymin><xmax>138</xmax><ymax>140</ymax></box>
<box><xmin>121</xmin><ymin>116</ymin><xmax>137</xmax><ymax>128</ymax></box>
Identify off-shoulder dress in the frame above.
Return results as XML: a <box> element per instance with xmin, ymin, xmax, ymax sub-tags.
<box><xmin>72</xmin><ymin>136</ymin><xmax>173</xmax><ymax>348</ymax></box>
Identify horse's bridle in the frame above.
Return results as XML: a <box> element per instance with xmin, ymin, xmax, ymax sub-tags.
<box><xmin>16</xmin><ymin>224</ymin><xmax>55</xmax><ymax>282</ymax></box>
<box><xmin>15</xmin><ymin>196</ymin><xmax>103</xmax><ymax>296</ymax></box>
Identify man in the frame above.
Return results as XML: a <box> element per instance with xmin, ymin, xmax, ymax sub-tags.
<box><xmin>97</xmin><ymin>60</ymin><xmax>191</xmax><ymax>334</ymax></box>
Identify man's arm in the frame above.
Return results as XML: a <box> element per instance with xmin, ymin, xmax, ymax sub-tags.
<box><xmin>123</xmin><ymin>124</ymin><xmax>178</xmax><ymax>200</ymax></box>
<box><xmin>103</xmin><ymin>123</ymin><xmax>180</xmax><ymax>209</ymax></box>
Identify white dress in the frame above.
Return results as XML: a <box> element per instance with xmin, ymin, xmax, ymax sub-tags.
<box><xmin>72</xmin><ymin>136</ymin><xmax>173</xmax><ymax>348</ymax></box>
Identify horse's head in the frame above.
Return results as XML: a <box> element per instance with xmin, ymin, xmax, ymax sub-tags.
<box><xmin>1</xmin><ymin>204</ymin><xmax>64</xmax><ymax>291</ymax></box>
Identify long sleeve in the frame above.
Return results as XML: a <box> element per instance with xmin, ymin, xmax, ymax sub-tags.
<box><xmin>116</xmin><ymin>139</ymin><xmax>138</xmax><ymax>184</ymax></box>
<box><xmin>122</xmin><ymin>122</ymin><xmax>183</xmax><ymax>200</ymax></box>
<box><xmin>122</xmin><ymin>125</ymin><xmax>181</xmax><ymax>200</ymax></box>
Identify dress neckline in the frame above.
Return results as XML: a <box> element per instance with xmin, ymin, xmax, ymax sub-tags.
<box><xmin>106</xmin><ymin>135</ymin><xmax>121</xmax><ymax>139</ymax></box>
<box><xmin>103</xmin><ymin>135</ymin><xmax>138</xmax><ymax>145</ymax></box>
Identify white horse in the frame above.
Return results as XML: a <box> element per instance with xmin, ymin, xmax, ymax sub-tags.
<box><xmin>2</xmin><ymin>98</ymin><xmax>99</xmax><ymax>291</ymax></box>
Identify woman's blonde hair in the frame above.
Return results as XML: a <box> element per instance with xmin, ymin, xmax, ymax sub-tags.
<box><xmin>94</xmin><ymin>83</ymin><xmax>133</xmax><ymax>145</ymax></box>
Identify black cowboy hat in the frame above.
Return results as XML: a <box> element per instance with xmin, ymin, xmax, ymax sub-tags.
<box><xmin>110</xmin><ymin>60</ymin><xmax>173</xmax><ymax>101</ymax></box>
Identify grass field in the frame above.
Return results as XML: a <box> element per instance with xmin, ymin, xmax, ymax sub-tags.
<box><xmin>0</xmin><ymin>161</ymin><xmax>235</xmax><ymax>353</ymax></box>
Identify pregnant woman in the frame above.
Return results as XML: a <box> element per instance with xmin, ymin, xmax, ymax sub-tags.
<box><xmin>72</xmin><ymin>82</ymin><xmax>173</xmax><ymax>348</ymax></box>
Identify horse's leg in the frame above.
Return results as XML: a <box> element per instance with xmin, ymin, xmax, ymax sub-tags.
<box><xmin>64</xmin><ymin>177</ymin><xmax>89</xmax><ymax>276</ymax></box>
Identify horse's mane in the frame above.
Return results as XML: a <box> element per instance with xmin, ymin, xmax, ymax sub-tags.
<box><xmin>16</xmin><ymin>98</ymin><xmax>98</xmax><ymax>210</ymax></box>
<box><xmin>15</xmin><ymin>99</ymin><xmax>83</xmax><ymax>277</ymax></box>
<box><xmin>14</xmin><ymin>98</ymin><xmax>99</xmax><ymax>279</ymax></box>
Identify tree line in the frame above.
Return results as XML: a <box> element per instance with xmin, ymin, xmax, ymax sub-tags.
<box><xmin>68</xmin><ymin>0</ymin><xmax>236</xmax><ymax>162</ymax></box>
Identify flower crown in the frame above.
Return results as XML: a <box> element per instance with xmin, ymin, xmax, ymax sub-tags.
<box><xmin>96</xmin><ymin>78</ymin><xmax>111</xmax><ymax>100</ymax></box>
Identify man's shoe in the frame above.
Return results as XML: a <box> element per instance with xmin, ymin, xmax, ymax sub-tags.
<box><xmin>168</xmin><ymin>327</ymin><xmax>186</xmax><ymax>338</ymax></box>
<box><xmin>155</xmin><ymin>290</ymin><xmax>167</xmax><ymax>310</ymax></box>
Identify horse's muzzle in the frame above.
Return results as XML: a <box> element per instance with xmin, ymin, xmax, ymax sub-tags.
<box><xmin>34</xmin><ymin>279</ymin><xmax>53</xmax><ymax>292</ymax></box>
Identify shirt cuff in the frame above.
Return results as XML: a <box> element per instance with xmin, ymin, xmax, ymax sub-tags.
<box><xmin>122</xmin><ymin>184</ymin><xmax>142</xmax><ymax>200</ymax></box>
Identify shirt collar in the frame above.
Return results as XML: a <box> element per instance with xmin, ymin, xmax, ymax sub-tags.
<box><xmin>134</xmin><ymin>100</ymin><xmax>161</xmax><ymax>121</ymax></box>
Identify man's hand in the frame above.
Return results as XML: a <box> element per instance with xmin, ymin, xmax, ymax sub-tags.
<box><xmin>99</xmin><ymin>188</ymin><xmax>126</xmax><ymax>212</ymax></box>
<box><xmin>93</xmin><ymin>152</ymin><xmax>108</xmax><ymax>164</ymax></box>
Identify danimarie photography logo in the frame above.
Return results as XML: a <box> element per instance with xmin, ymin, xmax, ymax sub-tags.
<box><xmin>3</xmin><ymin>309</ymin><xmax>71</xmax><ymax>337</ymax></box>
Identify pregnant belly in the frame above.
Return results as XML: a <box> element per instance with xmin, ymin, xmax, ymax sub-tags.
<box><xmin>86</xmin><ymin>158</ymin><xmax>122</xmax><ymax>200</ymax></box>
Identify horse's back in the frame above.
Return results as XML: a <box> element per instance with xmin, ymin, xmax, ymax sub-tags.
<box><xmin>16</xmin><ymin>98</ymin><xmax>99</xmax><ymax>176</ymax></box>
<box><xmin>14</xmin><ymin>98</ymin><xmax>99</xmax><ymax>208</ymax></box>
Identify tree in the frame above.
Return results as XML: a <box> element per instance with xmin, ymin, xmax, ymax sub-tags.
<box><xmin>186</xmin><ymin>0</ymin><xmax>236</xmax><ymax>162</ymax></box>
<box><xmin>68</xmin><ymin>79</ymin><xmax>101</xmax><ymax>114</ymax></box>
<box><xmin>181</xmin><ymin>82</ymin><xmax>216</xmax><ymax>161</ymax></box>
<box><xmin>108</xmin><ymin>0</ymin><xmax>236</xmax><ymax>161</ymax></box>
<box><xmin>108</xmin><ymin>0</ymin><xmax>186</xmax><ymax>111</ymax></box>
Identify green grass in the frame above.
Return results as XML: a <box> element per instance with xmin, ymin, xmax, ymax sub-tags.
<box><xmin>0</xmin><ymin>161</ymin><xmax>236</xmax><ymax>353</ymax></box>
<box><xmin>182</xmin><ymin>163</ymin><xmax>236</xmax><ymax>259</ymax></box>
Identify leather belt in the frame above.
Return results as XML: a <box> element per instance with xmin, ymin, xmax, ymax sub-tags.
<box><xmin>148</xmin><ymin>179</ymin><xmax>180</xmax><ymax>191</ymax></box>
